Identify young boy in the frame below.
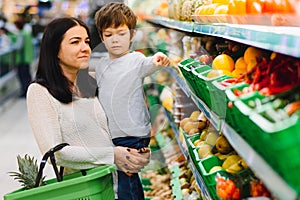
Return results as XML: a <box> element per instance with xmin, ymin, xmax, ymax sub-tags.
<box><xmin>93</xmin><ymin>2</ymin><xmax>170</xmax><ymax>200</ymax></box>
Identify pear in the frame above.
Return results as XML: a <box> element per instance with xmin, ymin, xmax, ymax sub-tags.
<box><xmin>180</xmin><ymin>117</ymin><xmax>192</xmax><ymax>128</ymax></box>
<box><xmin>226</xmin><ymin>162</ymin><xmax>244</xmax><ymax>174</ymax></box>
<box><xmin>215</xmin><ymin>135</ymin><xmax>233</xmax><ymax>154</ymax></box>
<box><xmin>205</xmin><ymin>131</ymin><xmax>219</xmax><ymax>146</ymax></box>
<box><xmin>188</xmin><ymin>127</ymin><xmax>200</xmax><ymax>135</ymax></box>
<box><xmin>198</xmin><ymin>143</ymin><xmax>213</xmax><ymax>159</ymax></box>
<box><xmin>198</xmin><ymin>121</ymin><xmax>207</xmax><ymax>131</ymax></box>
<box><xmin>209</xmin><ymin>166</ymin><xmax>223</xmax><ymax>173</ymax></box>
<box><xmin>222</xmin><ymin>155</ymin><xmax>242</xmax><ymax>169</ymax></box>
<box><xmin>200</xmin><ymin>129</ymin><xmax>208</xmax><ymax>141</ymax></box>
<box><xmin>183</xmin><ymin>121</ymin><xmax>199</xmax><ymax>133</ymax></box>
<box><xmin>193</xmin><ymin>139</ymin><xmax>202</xmax><ymax>146</ymax></box>
<box><xmin>194</xmin><ymin>140</ymin><xmax>206</xmax><ymax>147</ymax></box>
<box><xmin>190</xmin><ymin>110</ymin><xmax>201</xmax><ymax>120</ymax></box>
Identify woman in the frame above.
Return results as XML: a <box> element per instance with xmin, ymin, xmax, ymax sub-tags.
<box><xmin>26</xmin><ymin>17</ymin><xmax>150</xmax><ymax>197</ymax></box>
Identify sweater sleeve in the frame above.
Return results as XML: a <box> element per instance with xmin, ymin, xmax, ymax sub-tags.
<box><xmin>26</xmin><ymin>83</ymin><xmax>114</xmax><ymax>170</ymax></box>
<box><xmin>135</xmin><ymin>52</ymin><xmax>161</xmax><ymax>77</ymax></box>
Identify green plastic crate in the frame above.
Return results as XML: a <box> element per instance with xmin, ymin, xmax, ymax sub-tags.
<box><xmin>249</xmin><ymin>109</ymin><xmax>300</xmax><ymax>193</ymax></box>
<box><xmin>198</xmin><ymin>156</ymin><xmax>225</xmax><ymax>200</ymax></box>
<box><xmin>186</xmin><ymin>133</ymin><xmax>200</xmax><ymax>156</ymax></box>
<box><xmin>211</xmin><ymin>80</ymin><xmax>245</xmax><ymax>126</ymax></box>
<box><xmin>233</xmin><ymin>91</ymin><xmax>267</xmax><ymax>140</ymax></box>
<box><xmin>4</xmin><ymin>165</ymin><xmax>116</xmax><ymax>200</ymax></box>
<box><xmin>224</xmin><ymin>83</ymin><xmax>252</xmax><ymax>133</ymax></box>
<box><xmin>207</xmin><ymin>75</ymin><xmax>233</xmax><ymax>119</ymax></box>
<box><xmin>193</xmin><ymin>70</ymin><xmax>229</xmax><ymax>109</ymax></box>
<box><xmin>177</xmin><ymin>58</ymin><xmax>199</xmax><ymax>93</ymax></box>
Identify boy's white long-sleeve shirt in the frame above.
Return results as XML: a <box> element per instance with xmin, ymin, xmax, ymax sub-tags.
<box><xmin>26</xmin><ymin>83</ymin><xmax>114</xmax><ymax>170</ymax></box>
<box><xmin>92</xmin><ymin>51</ymin><xmax>160</xmax><ymax>139</ymax></box>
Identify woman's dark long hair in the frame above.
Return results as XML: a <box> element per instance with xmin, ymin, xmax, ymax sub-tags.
<box><xmin>35</xmin><ymin>17</ymin><xmax>97</xmax><ymax>103</ymax></box>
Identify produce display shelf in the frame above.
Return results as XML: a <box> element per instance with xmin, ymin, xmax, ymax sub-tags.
<box><xmin>151</xmin><ymin>16</ymin><xmax>194</xmax><ymax>33</ymax></box>
<box><xmin>170</xmin><ymin>69</ymin><xmax>298</xmax><ymax>200</ymax></box>
<box><xmin>150</xmin><ymin>16</ymin><xmax>300</xmax><ymax>58</ymax></box>
<box><xmin>164</xmin><ymin>110</ymin><xmax>213</xmax><ymax>200</ymax></box>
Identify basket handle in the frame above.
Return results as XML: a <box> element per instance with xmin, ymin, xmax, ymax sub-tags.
<box><xmin>34</xmin><ymin>143</ymin><xmax>70</xmax><ymax>188</ymax></box>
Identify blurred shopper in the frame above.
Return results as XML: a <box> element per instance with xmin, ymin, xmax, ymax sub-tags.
<box><xmin>92</xmin><ymin>3</ymin><xmax>169</xmax><ymax>200</ymax></box>
<box><xmin>26</xmin><ymin>17</ymin><xmax>150</xmax><ymax>199</ymax></box>
<box><xmin>0</xmin><ymin>27</ymin><xmax>12</xmax><ymax>51</ymax></box>
<box><xmin>14</xmin><ymin>17</ymin><xmax>34</xmax><ymax>98</ymax></box>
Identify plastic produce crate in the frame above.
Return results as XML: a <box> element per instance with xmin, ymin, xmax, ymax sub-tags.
<box><xmin>232</xmin><ymin>91</ymin><xmax>267</xmax><ymax>140</ymax></box>
<box><xmin>207</xmin><ymin>75</ymin><xmax>233</xmax><ymax>119</ymax></box>
<box><xmin>186</xmin><ymin>133</ymin><xmax>200</xmax><ymax>156</ymax></box>
<box><xmin>4</xmin><ymin>165</ymin><xmax>116</xmax><ymax>200</ymax></box>
<box><xmin>249</xmin><ymin>108</ymin><xmax>300</xmax><ymax>193</ymax></box>
<box><xmin>198</xmin><ymin>156</ymin><xmax>225</xmax><ymax>200</ymax></box>
<box><xmin>177</xmin><ymin>58</ymin><xmax>211</xmax><ymax>95</ymax></box>
<box><xmin>193</xmin><ymin>69</ymin><xmax>229</xmax><ymax>110</ymax></box>
<box><xmin>177</xmin><ymin>58</ymin><xmax>199</xmax><ymax>93</ymax></box>
<box><xmin>224</xmin><ymin>83</ymin><xmax>252</xmax><ymax>133</ymax></box>
<box><xmin>211</xmin><ymin>80</ymin><xmax>245</xmax><ymax>126</ymax></box>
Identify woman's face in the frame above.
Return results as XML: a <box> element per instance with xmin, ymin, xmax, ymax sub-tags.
<box><xmin>58</xmin><ymin>25</ymin><xmax>91</xmax><ymax>75</ymax></box>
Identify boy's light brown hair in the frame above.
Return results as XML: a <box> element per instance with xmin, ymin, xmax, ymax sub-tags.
<box><xmin>94</xmin><ymin>2</ymin><xmax>137</xmax><ymax>41</ymax></box>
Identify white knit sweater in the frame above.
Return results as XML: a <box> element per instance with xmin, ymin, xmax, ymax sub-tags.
<box><xmin>26</xmin><ymin>83</ymin><xmax>115</xmax><ymax>170</ymax></box>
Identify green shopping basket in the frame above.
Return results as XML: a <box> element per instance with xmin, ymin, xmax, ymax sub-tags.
<box><xmin>4</xmin><ymin>143</ymin><xmax>117</xmax><ymax>200</ymax></box>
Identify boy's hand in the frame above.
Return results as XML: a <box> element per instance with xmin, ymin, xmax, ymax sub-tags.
<box><xmin>153</xmin><ymin>52</ymin><xmax>170</xmax><ymax>67</ymax></box>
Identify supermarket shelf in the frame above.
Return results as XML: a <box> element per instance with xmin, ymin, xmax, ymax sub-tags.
<box><xmin>164</xmin><ymin>110</ymin><xmax>213</xmax><ymax>200</ymax></box>
<box><xmin>150</xmin><ymin>16</ymin><xmax>300</xmax><ymax>58</ymax></box>
<box><xmin>151</xmin><ymin>16</ymin><xmax>194</xmax><ymax>33</ymax></box>
<box><xmin>168</xmin><ymin>67</ymin><xmax>298</xmax><ymax>200</ymax></box>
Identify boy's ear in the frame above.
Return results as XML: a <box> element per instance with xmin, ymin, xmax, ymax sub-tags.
<box><xmin>130</xmin><ymin>30</ymin><xmax>136</xmax><ymax>42</ymax></box>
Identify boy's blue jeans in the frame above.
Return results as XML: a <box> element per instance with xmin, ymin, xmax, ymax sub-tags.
<box><xmin>112</xmin><ymin>136</ymin><xmax>150</xmax><ymax>200</ymax></box>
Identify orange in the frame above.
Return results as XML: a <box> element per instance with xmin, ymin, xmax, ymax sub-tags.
<box><xmin>221</xmin><ymin>70</ymin><xmax>233</xmax><ymax>76</ymax></box>
<box><xmin>243</xmin><ymin>46</ymin><xmax>264</xmax><ymax>64</ymax></box>
<box><xmin>234</xmin><ymin>57</ymin><xmax>247</xmax><ymax>70</ymax></box>
<box><xmin>246</xmin><ymin>0</ymin><xmax>263</xmax><ymax>14</ymax></box>
<box><xmin>228</xmin><ymin>0</ymin><xmax>246</xmax><ymax>15</ymax></box>
<box><xmin>246</xmin><ymin>59</ymin><xmax>258</xmax><ymax>71</ymax></box>
<box><xmin>212</xmin><ymin>54</ymin><xmax>235</xmax><ymax>72</ymax></box>
<box><xmin>232</xmin><ymin>69</ymin><xmax>246</xmax><ymax>78</ymax></box>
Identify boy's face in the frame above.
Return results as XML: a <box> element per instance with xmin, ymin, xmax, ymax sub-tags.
<box><xmin>102</xmin><ymin>24</ymin><xmax>135</xmax><ymax>59</ymax></box>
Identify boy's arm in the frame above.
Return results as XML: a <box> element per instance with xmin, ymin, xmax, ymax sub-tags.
<box><xmin>152</xmin><ymin>52</ymin><xmax>170</xmax><ymax>67</ymax></box>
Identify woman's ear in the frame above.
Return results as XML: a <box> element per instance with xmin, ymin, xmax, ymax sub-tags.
<box><xmin>130</xmin><ymin>30</ymin><xmax>136</xmax><ymax>42</ymax></box>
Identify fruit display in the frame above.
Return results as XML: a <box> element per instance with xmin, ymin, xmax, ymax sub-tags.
<box><xmin>180</xmin><ymin>110</ymin><xmax>208</xmax><ymax>135</ymax></box>
<box><xmin>129</xmin><ymin>2</ymin><xmax>300</xmax><ymax>197</ymax></box>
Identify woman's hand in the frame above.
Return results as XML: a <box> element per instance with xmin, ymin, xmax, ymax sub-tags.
<box><xmin>113</xmin><ymin>146</ymin><xmax>150</xmax><ymax>174</ymax></box>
